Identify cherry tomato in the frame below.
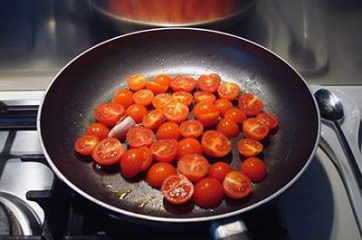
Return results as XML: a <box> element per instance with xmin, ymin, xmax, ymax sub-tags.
<box><xmin>152</xmin><ymin>93</ymin><xmax>174</xmax><ymax>109</ymax></box>
<box><xmin>113</xmin><ymin>89</ymin><xmax>134</xmax><ymax>108</ymax></box>
<box><xmin>156</xmin><ymin>122</ymin><xmax>180</xmax><ymax>140</ymax></box>
<box><xmin>216</xmin><ymin>118</ymin><xmax>240</xmax><ymax>139</ymax></box>
<box><xmin>142</xmin><ymin>109</ymin><xmax>164</xmax><ymax>130</ymax></box>
<box><xmin>217</xmin><ymin>82</ymin><xmax>240</xmax><ymax>101</ymax></box>
<box><xmin>162</xmin><ymin>174</ymin><xmax>194</xmax><ymax>204</ymax></box>
<box><xmin>120</xmin><ymin>149</ymin><xmax>143</xmax><ymax>178</ymax></box>
<box><xmin>242</xmin><ymin>118</ymin><xmax>269</xmax><ymax>141</ymax></box>
<box><xmin>172</xmin><ymin>91</ymin><xmax>193</xmax><ymax>106</ymax></box>
<box><xmin>95</xmin><ymin>103</ymin><xmax>125</xmax><ymax>127</ymax></box>
<box><xmin>256</xmin><ymin>112</ymin><xmax>279</xmax><ymax>130</ymax></box>
<box><xmin>126</xmin><ymin>74</ymin><xmax>146</xmax><ymax>91</ymax></box>
<box><xmin>170</xmin><ymin>76</ymin><xmax>196</xmax><ymax>92</ymax></box>
<box><xmin>193</xmin><ymin>91</ymin><xmax>216</xmax><ymax>104</ymax></box>
<box><xmin>178</xmin><ymin>154</ymin><xmax>209</xmax><ymax>182</ymax></box>
<box><xmin>223</xmin><ymin>171</ymin><xmax>252</xmax><ymax>199</ymax></box>
<box><xmin>201</xmin><ymin>130</ymin><xmax>231</xmax><ymax>158</ymax></box>
<box><xmin>125</xmin><ymin>104</ymin><xmax>148</xmax><ymax>123</ymax></box>
<box><xmin>92</xmin><ymin>138</ymin><xmax>124</xmax><ymax>165</ymax></box>
<box><xmin>86</xmin><ymin>123</ymin><xmax>109</xmax><ymax>140</ymax></box>
<box><xmin>74</xmin><ymin>135</ymin><xmax>99</xmax><ymax>156</ymax></box>
<box><xmin>224</xmin><ymin>108</ymin><xmax>246</xmax><ymax>124</ymax></box>
<box><xmin>179</xmin><ymin>120</ymin><xmax>204</xmax><ymax>139</ymax></box>
<box><xmin>153</xmin><ymin>74</ymin><xmax>172</xmax><ymax>87</ymax></box>
<box><xmin>193</xmin><ymin>178</ymin><xmax>224</xmax><ymax>208</ymax></box>
<box><xmin>238</xmin><ymin>93</ymin><xmax>264</xmax><ymax>116</ymax></box>
<box><xmin>240</xmin><ymin>157</ymin><xmax>267</xmax><ymax>182</ymax></box>
<box><xmin>215</xmin><ymin>99</ymin><xmax>233</xmax><ymax>116</ymax></box>
<box><xmin>146</xmin><ymin>162</ymin><xmax>176</xmax><ymax>188</ymax></box>
<box><xmin>126</xmin><ymin>126</ymin><xmax>155</xmax><ymax>148</ymax></box>
<box><xmin>197</xmin><ymin>74</ymin><xmax>221</xmax><ymax>93</ymax></box>
<box><xmin>193</xmin><ymin>102</ymin><xmax>220</xmax><ymax>127</ymax></box>
<box><xmin>150</xmin><ymin>139</ymin><xmax>178</xmax><ymax>162</ymax></box>
<box><xmin>238</xmin><ymin>138</ymin><xmax>263</xmax><ymax>157</ymax></box>
<box><xmin>133</xmin><ymin>89</ymin><xmax>154</xmax><ymax>107</ymax></box>
<box><xmin>208</xmin><ymin>162</ymin><xmax>233</xmax><ymax>182</ymax></box>
<box><xmin>138</xmin><ymin>147</ymin><xmax>153</xmax><ymax>171</ymax></box>
<box><xmin>146</xmin><ymin>81</ymin><xmax>168</xmax><ymax>94</ymax></box>
<box><xmin>177</xmin><ymin>138</ymin><xmax>203</xmax><ymax>160</ymax></box>
<box><xmin>163</xmin><ymin>102</ymin><xmax>189</xmax><ymax>124</ymax></box>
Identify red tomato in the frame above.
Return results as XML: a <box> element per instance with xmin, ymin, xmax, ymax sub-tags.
<box><xmin>238</xmin><ymin>138</ymin><xmax>263</xmax><ymax>157</ymax></box>
<box><xmin>133</xmin><ymin>89</ymin><xmax>154</xmax><ymax>107</ymax></box>
<box><xmin>172</xmin><ymin>91</ymin><xmax>193</xmax><ymax>106</ymax></box>
<box><xmin>146</xmin><ymin>162</ymin><xmax>177</xmax><ymax>188</ymax></box>
<box><xmin>193</xmin><ymin>91</ymin><xmax>216</xmax><ymax>104</ymax></box>
<box><xmin>179</xmin><ymin>120</ymin><xmax>204</xmax><ymax>139</ymax></box>
<box><xmin>126</xmin><ymin>74</ymin><xmax>146</xmax><ymax>91</ymax></box>
<box><xmin>240</xmin><ymin>157</ymin><xmax>267</xmax><ymax>182</ymax></box>
<box><xmin>74</xmin><ymin>135</ymin><xmax>99</xmax><ymax>156</ymax></box>
<box><xmin>163</xmin><ymin>102</ymin><xmax>189</xmax><ymax>124</ymax></box>
<box><xmin>215</xmin><ymin>99</ymin><xmax>233</xmax><ymax>116</ymax></box>
<box><xmin>201</xmin><ymin>130</ymin><xmax>231</xmax><ymax>158</ymax></box>
<box><xmin>216</xmin><ymin>118</ymin><xmax>240</xmax><ymax>139</ymax></box>
<box><xmin>224</xmin><ymin>108</ymin><xmax>247</xmax><ymax>124</ymax></box>
<box><xmin>170</xmin><ymin>76</ymin><xmax>196</xmax><ymax>92</ymax></box>
<box><xmin>146</xmin><ymin>81</ymin><xmax>168</xmax><ymax>94</ymax></box>
<box><xmin>126</xmin><ymin>126</ymin><xmax>155</xmax><ymax>148</ymax></box>
<box><xmin>142</xmin><ymin>109</ymin><xmax>164</xmax><ymax>130</ymax></box>
<box><xmin>223</xmin><ymin>171</ymin><xmax>252</xmax><ymax>199</ymax></box>
<box><xmin>120</xmin><ymin>149</ymin><xmax>143</xmax><ymax>178</ymax></box>
<box><xmin>95</xmin><ymin>103</ymin><xmax>125</xmax><ymax>127</ymax></box>
<box><xmin>208</xmin><ymin>162</ymin><xmax>233</xmax><ymax>182</ymax></box>
<box><xmin>152</xmin><ymin>93</ymin><xmax>174</xmax><ymax>109</ymax></box>
<box><xmin>178</xmin><ymin>154</ymin><xmax>209</xmax><ymax>182</ymax></box>
<box><xmin>242</xmin><ymin>118</ymin><xmax>269</xmax><ymax>141</ymax></box>
<box><xmin>193</xmin><ymin>102</ymin><xmax>220</xmax><ymax>127</ymax></box>
<box><xmin>238</xmin><ymin>93</ymin><xmax>264</xmax><ymax>116</ymax></box>
<box><xmin>153</xmin><ymin>74</ymin><xmax>172</xmax><ymax>87</ymax></box>
<box><xmin>150</xmin><ymin>139</ymin><xmax>178</xmax><ymax>162</ymax></box>
<box><xmin>177</xmin><ymin>138</ymin><xmax>203</xmax><ymax>160</ymax></box>
<box><xmin>113</xmin><ymin>89</ymin><xmax>134</xmax><ymax>108</ymax></box>
<box><xmin>86</xmin><ymin>123</ymin><xmax>109</xmax><ymax>140</ymax></box>
<box><xmin>125</xmin><ymin>104</ymin><xmax>148</xmax><ymax>123</ymax></box>
<box><xmin>256</xmin><ymin>112</ymin><xmax>279</xmax><ymax>130</ymax></box>
<box><xmin>162</xmin><ymin>174</ymin><xmax>194</xmax><ymax>204</ymax></box>
<box><xmin>193</xmin><ymin>178</ymin><xmax>224</xmax><ymax>208</ymax></box>
<box><xmin>217</xmin><ymin>82</ymin><xmax>240</xmax><ymax>101</ymax></box>
<box><xmin>92</xmin><ymin>138</ymin><xmax>124</xmax><ymax>165</ymax></box>
<box><xmin>138</xmin><ymin>147</ymin><xmax>153</xmax><ymax>171</ymax></box>
<box><xmin>156</xmin><ymin>122</ymin><xmax>180</xmax><ymax>140</ymax></box>
<box><xmin>197</xmin><ymin>74</ymin><xmax>221</xmax><ymax>93</ymax></box>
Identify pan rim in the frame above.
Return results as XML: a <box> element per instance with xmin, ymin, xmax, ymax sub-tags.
<box><xmin>37</xmin><ymin>27</ymin><xmax>321</xmax><ymax>223</ymax></box>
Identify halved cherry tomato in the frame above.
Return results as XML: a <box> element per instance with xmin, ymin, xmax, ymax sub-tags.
<box><xmin>86</xmin><ymin>123</ymin><xmax>109</xmax><ymax>140</ymax></box>
<box><xmin>156</xmin><ymin>122</ymin><xmax>180</xmax><ymax>140</ymax></box>
<box><xmin>193</xmin><ymin>91</ymin><xmax>216</xmax><ymax>104</ymax></box>
<box><xmin>162</xmin><ymin>174</ymin><xmax>194</xmax><ymax>204</ymax></box>
<box><xmin>238</xmin><ymin>93</ymin><xmax>264</xmax><ymax>116</ymax></box>
<box><xmin>138</xmin><ymin>147</ymin><xmax>153</xmax><ymax>171</ymax></box>
<box><xmin>179</xmin><ymin>120</ymin><xmax>204</xmax><ymax>139</ymax></box>
<box><xmin>146</xmin><ymin>81</ymin><xmax>168</xmax><ymax>94</ymax></box>
<box><xmin>95</xmin><ymin>103</ymin><xmax>125</xmax><ymax>127</ymax></box>
<box><xmin>113</xmin><ymin>89</ymin><xmax>134</xmax><ymax>108</ymax></box>
<box><xmin>126</xmin><ymin>126</ymin><xmax>155</xmax><ymax>148</ymax></box>
<box><xmin>256</xmin><ymin>112</ymin><xmax>279</xmax><ymax>130</ymax></box>
<box><xmin>193</xmin><ymin>178</ymin><xmax>224</xmax><ymax>208</ymax></box>
<box><xmin>217</xmin><ymin>82</ymin><xmax>240</xmax><ymax>101</ymax></box>
<box><xmin>120</xmin><ymin>149</ymin><xmax>143</xmax><ymax>178</ymax></box>
<box><xmin>92</xmin><ymin>137</ymin><xmax>124</xmax><ymax>165</ymax></box>
<box><xmin>216</xmin><ymin>118</ymin><xmax>240</xmax><ymax>139</ymax></box>
<box><xmin>142</xmin><ymin>109</ymin><xmax>164</xmax><ymax>130</ymax></box>
<box><xmin>240</xmin><ymin>157</ymin><xmax>267</xmax><ymax>182</ymax></box>
<box><xmin>242</xmin><ymin>118</ymin><xmax>269</xmax><ymax>141</ymax></box>
<box><xmin>125</xmin><ymin>104</ymin><xmax>148</xmax><ymax>123</ymax></box>
<box><xmin>223</xmin><ymin>171</ymin><xmax>252</xmax><ymax>199</ymax></box>
<box><xmin>133</xmin><ymin>89</ymin><xmax>154</xmax><ymax>106</ymax></box>
<box><xmin>163</xmin><ymin>102</ymin><xmax>189</xmax><ymax>124</ymax></box>
<box><xmin>146</xmin><ymin>162</ymin><xmax>177</xmax><ymax>188</ymax></box>
<box><xmin>193</xmin><ymin>102</ymin><xmax>220</xmax><ymax>127</ymax></box>
<box><xmin>152</xmin><ymin>93</ymin><xmax>174</xmax><ymax>109</ymax></box>
<box><xmin>238</xmin><ymin>138</ymin><xmax>263</xmax><ymax>157</ymax></box>
<box><xmin>126</xmin><ymin>74</ymin><xmax>146</xmax><ymax>91</ymax></box>
<box><xmin>208</xmin><ymin>162</ymin><xmax>233</xmax><ymax>182</ymax></box>
<box><xmin>215</xmin><ymin>99</ymin><xmax>233</xmax><ymax>116</ymax></box>
<box><xmin>197</xmin><ymin>74</ymin><xmax>221</xmax><ymax>93</ymax></box>
<box><xmin>170</xmin><ymin>76</ymin><xmax>196</xmax><ymax>92</ymax></box>
<box><xmin>150</xmin><ymin>139</ymin><xmax>178</xmax><ymax>162</ymax></box>
<box><xmin>74</xmin><ymin>135</ymin><xmax>99</xmax><ymax>156</ymax></box>
<box><xmin>224</xmin><ymin>108</ymin><xmax>247</xmax><ymax>124</ymax></box>
<box><xmin>172</xmin><ymin>91</ymin><xmax>193</xmax><ymax>106</ymax></box>
<box><xmin>153</xmin><ymin>74</ymin><xmax>172</xmax><ymax>87</ymax></box>
<box><xmin>201</xmin><ymin>130</ymin><xmax>231</xmax><ymax>158</ymax></box>
<box><xmin>178</xmin><ymin>154</ymin><xmax>209</xmax><ymax>183</ymax></box>
<box><xmin>177</xmin><ymin>138</ymin><xmax>203</xmax><ymax>160</ymax></box>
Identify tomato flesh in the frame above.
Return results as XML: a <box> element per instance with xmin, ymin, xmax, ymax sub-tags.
<box><xmin>242</xmin><ymin>118</ymin><xmax>269</xmax><ymax>141</ymax></box>
<box><xmin>74</xmin><ymin>135</ymin><xmax>99</xmax><ymax>156</ymax></box>
<box><xmin>172</xmin><ymin>91</ymin><xmax>193</xmax><ymax>106</ymax></box>
<box><xmin>146</xmin><ymin>81</ymin><xmax>168</xmax><ymax>94</ymax></box>
<box><xmin>256</xmin><ymin>112</ymin><xmax>279</xmax><ymax>130</ymax></box>
<box><xmin>142</xmin><ymin>109</ymin><xmax>164</xmax><ymax>130</ymax></box>
<box><xmin>177</xmin><ymin>154</ymin><xmax>209</xmax><ymax>183</ymax></box>
<box><xmin>197</xmin><ymin>74</ymin><xmax>221</xmax><ymax>93</ymax></box>
<box><xmin>162</xmin><ymin>174</ymin><xmax>194</xmax><ymax>205</ymax></box>
<box><xmin>223</xmin><ymin>171</ymin><xmax>252</xmax><ymax>199</ymax></box>
<box><xmin>138</xmin><ymin>147</ymin><xmax>153</xmax><ymax>171</ymax></box>
<box><xmin>133</xmin><ymin>89</ymin><xmax>154</xmax><ymax>106</ymax></box>
<box><xmin>217</xmin><ymin>82</ymin><xmax>240</xmax><ymax>101</ymax></box>
<box><xmin>194</xmin><ymin>91</ymin><xmax>216</xmax><ymax>104</ymax></box>
<box><xmin>179</xmin><ymin>120</ymin><xmax>204</xmax><ymax>139</ymax></box>
<box><xmin>193</xmin><ymin>102</ymin><xmax>220</xmax><ymax>127</ymax></box>
<box><xmin>92</xmin><ymin>138</ymin><xmax>124</xmax><ymax>165</ymax></box>
<box><xmin>170</xmin><ymin>76</ymin><xmax>196</xmax><ymax>92</ymax></box>
<box><xmin>152</xmin><ymin>93</ymin><xmax>174</xmax><ymax>109</ymax></box>
<box><xmin>238</xmin><ymin>93</ymin><xmax>264</xmax><ymax>116</ymax></box>
<box><xmin>126</xmin><ymin>126</ymin><xmax>155</xmax><ymax>148</ymax></box>
<box><xmin>150</xmin><ymin>139</ymin><xmax>178</xmax><ymax>162</ymax></box>
<box><xmin>215</xmin><ymin>99</ymin><xmax>233</xmax><ymax>116</ymax></box>
<box><xmin>193</xmin><ymin>178</ymin><xmax>224</xmax><ymax>208</ymax></box>
<box><xmin>201</xmin><ymin>130</ymin><xmax>231</xmax><ymax>158</ymax></box>
<box><xmin>126</xmin><ymin>74</ymin><xmax>146</xmax><ymax>91</ymax></box>
<box><xmin>95</xmin><ymin>103</ymin><xmax>125</xmax><ymax>127</ymax></box>
<box><xmin>163</xmin><ymin>102</ymin><xmax>189</xmax><ymax>124</ymax></box>
<box><xmin>238</xmin><ymin>138</ymin><xmax>263</xmax><ymax>157</ymax></box>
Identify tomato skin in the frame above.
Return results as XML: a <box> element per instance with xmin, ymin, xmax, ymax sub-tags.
<box><xmin>172</xmin><ymin>91</ymin><xmax>193</xmax><ymax>106</ymax></box>
<box><xmin>92</xmin><ymin>138</ymin><xmax>124</xmax><ymax>165</ymax></box>
<box><xmin>242</xmin><ymin>118</ymin><xmax>269</xmax><ymax>141</ymax></box>
<box><xmin>179</xmin><ymin>120</ymin><xmax>204</xmax><ymax>139</ymax></box>
<box><xmin>217</xmin><ymin>82</ymin><xmax>240</xmax><ymax>101</ymax></box>
<box><xmin>146</xmin><ymin>81</ymin><xmax>168</xmax><ymax>94</ymax></box>
<box><xmin>133</xmin><ymin>89</ymin><xmax>154</xmax><ymax>107</ymax></box>
<box><xmin>193</xmin><ymin>91</ymin><xmax>216</xmax><ymax>104</ymax></box>
<box><xmin>153</xmin><ymin>74</ymin><xmax>172</xmax><ymax>87</ymax></box>
<box><xmin>193</xmin><ymin>178</ymin><xmax>224</xmax><ymax>208</ymax></box>
<box><xmin>223</xmin><ymin>171</ymin><xmax>252</xmax><ymax>199</ymax></box>
<box><xmin>193</xmin><ymin>102</ymin><xmax>220</xmax><ymax>127</ymax></box>
<box><xmin>224</xmin><ymin>108</ymin><xmax>246</xmax><ymax>124</ymax></box>
<box><xmin>163</xmin><ymin>102</ymin><xmax>189</xmax><ymax>124</ymax></box>
<box><xmin>177</xmin><ymin>138</ymin><xmax>203</xmax><ymax>160</ymax></box>
<box><xmin>142</xmin><ymin>109</ymin><xmax>164</xmax><ymax>130</ymax></box>
<box><xmin>170</xmin><ymin>76</ymin><xmax>196</xmax><ymax>92</ymax></box>
<box><xmin>240</xmin><ymin>157</ymin><xmax>267</xmax><ymax>182</ymax></box>
<box><xmin>216</xmin><ymin>118</ymin><xmax>240</xmax><ymax>139</ymax></box>
<box><xmin>150</xmin><ymin>139</ymin><xmax>178</xmax><ymax>162</ymax></box>
<box><xmin>152</xmin><ymin>93</ymin><xmax>174</xmax><ymax>109</ymax></box>
<box><xmin>256</xmin><ymin>112</ymin><xmax>279</xmax><ymax>130</ymax></box>
<box><xmin>138</xmin><ymin>147</ymin><xmax>153</xmax><ymax>171</ymax></box>
<box><xmin>120</xmin><ymin>149</ymin><xmax>143</xmax><ymax>178</ymax></box>
<box><xmin>238</xmin><ymin>93</ymin><xmax>264</xmax><ymax>116</ymax></box>
<box><xmin>95</xmin><ymin>103</ymin><xmax>125</xmax><ymax>127</ymax></box>
<box><xmin>238</xmin><ymin>138</ymin><xmax>263</xmax><ymax>157</ymax></box>
<box><xmin>74</xmin><ymin>135</ymin><xmax>99</xmax><ymax>156</ymax></box>
<box><xmin>215</xmin><ymin>99</ymin><xmax>233</xmax><ymax>116</ymax></box>
<box><xmin>177</xmin><ymin>154</ymin><xmax>209</xmax><ymax>182</ymax></box>
<box><xmin>208</xmin><ymin>162</ymin><xmax>233</xmax><ymax>182</ymax></box>
<box><xmin>126</xmin><ymin>126</ymin><xmax>155</xmax><ymax>148</ymax></box>
<box><xmin>162</xmin><ymin>174</ymin><xmax>194</xmax><ymax>204</ymax></box>
<box><xmin>113</xmin><ymin>89</ymin><xmax>134</xmax><ymax>108</ymax></box>
<box><xmin>127</xmin><ymin>74</ymin><xmax>147</xmax><ymax>91</ymax></box>
<box><xmin>125</xmin><ymin>104</ymin><xmax>148</xmax><ymax>123</ymax></box>
<box><xmin>146</xmin><ymin>162</ymin><xmax>177</xmax><ymax>188</ymax></box>
<box><xmin>201</xmin><ymin>130</ymin><xmax>232</xmax><ymax>158</ymax></box>
<box><xmin>197</xmin><ymin>74</ymin><xmax>221</xmax><ymax>93</ymax></box>
<box><xmin>156</xmin><ymin>122</ymin><xmax>180</xmax><ymax>140</ymax></box>
<box><xmin>86</xmin><ymin>123</ymin><xmax>109</xmax><ymax>140</ymax></box>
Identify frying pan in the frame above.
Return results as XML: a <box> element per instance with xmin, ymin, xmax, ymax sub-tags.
<box><xmin>37</xmin><ymin>29</ymin><xmax>320</xmax><ymax>226</ymax></box>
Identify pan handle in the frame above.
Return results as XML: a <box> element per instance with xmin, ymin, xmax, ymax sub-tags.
<box><xmin>209</xmin><ymin>218</ymin><xmax>250</xmax><ymax>240</ymax></box>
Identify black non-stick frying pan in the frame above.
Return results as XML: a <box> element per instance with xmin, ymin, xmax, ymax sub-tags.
<box><xmin>38</xmin><ymin>28</ymin><xmax>320</xmax><ymax>223</ymax></box>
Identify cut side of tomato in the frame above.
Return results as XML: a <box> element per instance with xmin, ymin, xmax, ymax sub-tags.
<box><xmin>125</xmin><ymin>104</ymin><xmax>148</xmax><ymax>123</ymax></box>
<box><xmin>223</xmin><ymin>171</ymin><xmax>252</xmax><ymax>199</ymax></box>
<box><xmin>240</xmin><ymin>157</ymin><xmax>267</xmax><ymax>182</ymax></box>
<box><xmin>172</xmin><ymin>91</ymin><xmax>193</xmax><ymax>106</ymax></box>
<box><xmin>95</xmin><ymin>103</ymin><xmax>125</xmax><ymax>127</ymax></box>
<box><xmin>194</xmin><ymin>91</ymin><xmax>216</xmax><ymax>104</ymax></box>
<box><xmin>146</xmin><ymin>81</ymin><xmax>168</xmax><ymax>94</ymax></box>
<box><xmin>177</xmin><ymin>138</ymin><xmax>203</xmax><ymax>160</ymax></box>
<box><xmin>256</xmin><ymin>112</ymin><xmax>279</xmax><ymax>130</ymax></box>
<box><xmin>170</xmin><ymin>76</ymin><xmax>196</xmax><ymax>92</ymax></box>
<box><xmin>133</xmin><ymin>89</ymin><xmax>154</xmax><ymax>106</ymax></box>
<box><xmin>163</xmin><ymin>102</ymin><xmax>189</xmax><ymax>124</ymax></box>
<box><xmin>193</xmin><ymin>102</ymin><xmax>220</xmax><ymax>127</ymax></box>
<box><xmin>193</xmin><ymin>178</ymin><xmax>224</xmax><ymax>208</ymax></box>
<box><xmin>208</xmin><ymin>162</ymin><xmax>233</xmax><ymax>182</ymax></box>
<box><xmin>92</xmin><ymin>137</ymin><xmax>124</xmax><ymax>165</ymax></box>
<box><xmin>152</xmin><ymin>93</ymin><xmax>174</xmax><ymax>109</ymax></box>
<box><xmin>177</xmin><ymin>154</ymin><xmax>209</xmax><ymax>183</ymax></box>
<box><xmin>138</xmin><ymin>146</ymin><xmax>153</xmax><ymax>171</ymax></box>
<box><xmin>142</xmin><ymin>109</ymin><xmax>164</xmax><ymax>130</ymax></box>
<box><xmin>126</xmin><ymin>74</ymin><xmax>147</xmax><ymax>91</ymax></box>
<box><xmin>146</xmin><ymin>162</ymin><xmax>177</xmax><ymax>188</ymax></box>
<box><xmin>238</xmin><ymin>138</ymin><xmax>263</xmax><ymax>157</ymax></box>
<box><xmin>201</xmin><ymin>130</ymin><xmax>231</xmax><ymax>158</ymax></box>
<box><xmin>86</xmin><ymin>123</ymin><xmax>109</xmax><ymax>140</ymax></box>
<box><xmin>150</xmin><ymin>139</ymin><xmax>178</xmax><ymax>162</ymax></box>
<box><xmin>217</xmin><ymin>82</ymin><xmax>240</xmax><ymax>101</ymax></box>
<box><xmin>197</xmin><ymin>74</ymin><xmax>221</xmax><ymax>93</ymax></box>
<box><xmin>242</xmin><ymin>118</ymin><xmax>269</xmax><ymax>141</ymax></box>
<box><xmin>238</xmin><ymin>93</ymin><xmax>264</xmax><ymax>116</ymax></box>
<box><xmin>153</xmin><ymin>74</ymin><xmax>172</xmax><ymax>87</ymax></box>
<box><xmin>162</xmin><ymin>174</ymin><xmax>194</xmax><ymax>205</ymax></box>
<box><xmin>179</xmin><ymin>120</ymin><xmax>204</xmax><ymax>139</ymax></box>
<box><xmin>215</xmin><ymin>99</ymin><xmax>233</xmax><ymax>116</ymax></box>
<box><xmin>126</xmin><ymin>126</ymin><xmax>155</xmax><ymax>148</ymax></box>
<box><xmin>74</xmin><ymin>135</ymin><xmax>100</xmax><ymax>156</ymax></box>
